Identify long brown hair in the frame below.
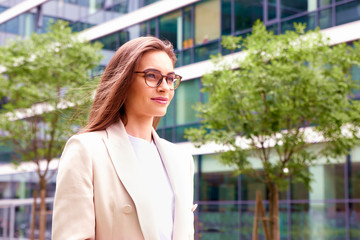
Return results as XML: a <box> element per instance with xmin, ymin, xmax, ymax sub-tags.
<box><xmin>83</xmin><ymin>36</ymin><xmax>177</xmax><ymax>133</ymax></box>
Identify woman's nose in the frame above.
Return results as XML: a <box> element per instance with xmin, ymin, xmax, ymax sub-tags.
<box><xmin>158</xmin><ymin>77</ymin><xmax>171</xmax><ymax>91</ymax></box>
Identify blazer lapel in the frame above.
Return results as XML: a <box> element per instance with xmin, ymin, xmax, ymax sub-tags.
<box><xmin>152</xmin><ymin>129</ymin><xmax>188</xmax><ymax>239</ymax></box>
<box><xmin>102</xmin><ymin>121</ymin><xmax>159</xmax><ymax>240</ymax></box>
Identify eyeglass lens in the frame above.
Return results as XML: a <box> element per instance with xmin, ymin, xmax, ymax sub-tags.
<box><xmin>145</xmin><ymin>72</ymin><xmax>181</xmax><ymax>89</ymax></box>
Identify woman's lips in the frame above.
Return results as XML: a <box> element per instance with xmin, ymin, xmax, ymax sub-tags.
<box><xmin>151</xmin><ymin>97</ymin><xmax>168</xmax><ymax>104</ymax></box>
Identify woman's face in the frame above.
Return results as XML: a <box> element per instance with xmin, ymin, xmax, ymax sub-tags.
<box><xmin>125</xmin><ymin>50</ymin><xmax>175</xmax><ymax>121</ymax></box>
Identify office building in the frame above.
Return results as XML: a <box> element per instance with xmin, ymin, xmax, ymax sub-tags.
<box><xmin>0</xmin><ymin>0</ymin><xmax>360</xmax><ymax>239</ymax></box>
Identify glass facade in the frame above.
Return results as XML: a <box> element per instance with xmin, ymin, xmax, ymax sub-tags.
<box><xmin>157</xmin><ymin>78</ymin><xmax>201</xmax><ymax>142</ymax></box>
<box><xmin>2</xmin><ymin>0</ymin><xmax>360</xmax><ymax>66</ymax></box>
<box><xmin>1</xmin><ymin>0</ymin><xmax>360</xmax><ymax>239</ymax></box>
<box><xmin>159</xmin><ymin>11</ymin><xmax>182</xmax><ymax>50</ymax></box>
<box><xmin>87</xmin><ymin>0</ymin><xmax>360</xmax><ymax>67</ymax></box>
<box><xmin>189</xmin><ymin>148</ymin><xmax>360</xmax><ymax>240</ymax></box>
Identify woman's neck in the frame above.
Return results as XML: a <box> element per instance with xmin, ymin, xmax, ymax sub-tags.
<box><xmin>124</xmin><ymin>116</ymin><xmax>153</xmax><ymax>142</ymax></box>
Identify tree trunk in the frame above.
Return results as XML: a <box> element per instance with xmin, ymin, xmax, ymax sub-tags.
<box><xmin>39</xmin><ymin>177</ymin><xmax>47</xmax><ymax>240</ymax></box>
<box><xmin>268</xmin><ymin>183</ymin><xmax>280</xmax><ymax>240</ymax></box>
<box><xmin>30</xmin><ymin>190</ymin><xmax>37</xmax><ymax>240</ymax></box>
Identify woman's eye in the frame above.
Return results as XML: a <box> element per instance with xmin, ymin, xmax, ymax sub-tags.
<box><xmin>146</xmin><ymin>73</ymin><xmax>157</xmax><ymax>80</ymax></box>
<box><xmin>167</xmin><ymin>75</ymin><xmax>175</xmax><ymax>82</ymax></box>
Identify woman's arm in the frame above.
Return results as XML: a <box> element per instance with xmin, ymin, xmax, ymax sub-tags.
<box><xmin>52</xmin><ymin>135</ymin><xmax>95</xmax><ymax>240</ymax></box>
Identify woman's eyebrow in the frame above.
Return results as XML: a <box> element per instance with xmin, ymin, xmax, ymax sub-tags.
<box><xmin>144</xmin><ymin>68</ymin><xmax>175</xmax><ymax>75</ymax></box>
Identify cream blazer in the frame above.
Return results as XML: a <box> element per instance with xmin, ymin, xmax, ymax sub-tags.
<box><xmin>52</xmin><ymin>121</ymin><xmax>195</xmax><ymax>240</ymax></box>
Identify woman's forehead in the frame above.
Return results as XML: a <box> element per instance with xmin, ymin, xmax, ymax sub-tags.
<box><xmin>138</xmin><ymin>51</ymin><xmax>174</xmax><ymax>73</ymax></box>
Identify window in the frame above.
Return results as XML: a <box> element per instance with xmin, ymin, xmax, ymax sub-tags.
<box><xmin>221</xmin><ymin>0</ymin><xmax>232</xmax><ymax>35</ymax></box>
<box><xmin>159</xmin><ymin>11</ymin><xmax>182</xmax><ymax>50</ymax></box>
<box><xmin>281</xmin><ymin>12</ymin><xmax>316</xmax><ymax>33</ymax></box>
<box><xmin>291</xmin><ymin>202</ymin><xmax>346</xmax><ymax>239</ymax></box>
<box><xmin>195</xmin><ymin>0</ymin><xmax>220</xmax><ymax>45</ymax></box>
<box><xmin>351</xmin><ymin>65</ymin><xmax>360</xmax><ymax>97</ymax></box>
<box><xmin>175</xmin><ymin>79</ymin><xmax>200</xmax><ymax>125</ymax></box>
<box><xmin>127</xmin><ymin>23</ymin><xmax>148</xmax><ymax>40</ymax></box>
<box><xmin>149</xmin><ymin>18</ymin><xmax>157</xmax><ymax>36</ymax></box>
<box><xmin>350</xmin><ymin>147</ymin><xmax>360</xmax><ymax>199</ymax></box>
<box><xmin>194</xmin><ymin>41</ymin><xmax>219</xmax><ymax>63</ymax></box>
<box><xmin>267</xmin><ymin>0</ymin><xmax>276</xmax><ymax>21</ymax></box>
<box><xmin>319</xmin><ymin>0</ymin><xmax>331</xmax><ymax>8</ymax></box>
<box><xmin>96</xmin><ymin>31</ymin><xmax>127</xmax><ymax>51</ymax></box>
<box><xmin>319</xmin><ymin>7</ymin><xmax>332</xmax><ymax>29</ymax></box>
<box><xmin>235</xmin><ymin>0</ymin><xmax>263</xmax><ymax>32</ymax></box>
<box><xmin>309</xmin><ymin>163</ymin><xmax>345</xmax><ymax>200</ymax></box>
<box><xmin>336</xmin><ymin>0</ymin><xmax>360</xmax><ymax>26</ymax></box>
<box><xmin>183</xmin><ymin>7</ymin><xmax>193</xmax><ymax>49</ymax></box>
<box><xmin>198</xmin><ymin>204</ymin><xmax>240</xmax><ymax>239</ymax></box>
<box><xmin>350</xmin><ymin>203</ymin><xmax>360</xmax><ymax>239</ymax></box>
<box><xmin>281</xmin><ymin>0</ymin><xmax>316</xmax><ymax>18</ymax></box>
<box><xmin>199</xmin><ymin>154</ymin><xmax>238</xmax><ymax>201</ymax></box>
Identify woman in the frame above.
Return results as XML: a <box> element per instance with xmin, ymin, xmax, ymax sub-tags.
<box><xmin>52</xmin><ymin>36</ymin><xmax>196</xmax><ymax>240</ymax></box>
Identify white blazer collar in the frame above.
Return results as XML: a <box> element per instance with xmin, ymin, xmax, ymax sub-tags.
<box><xmin>102</xmin><ymin>120</ymin><xmax>189</xmax><ymax>239</ymax></box>
<box><xmin>102</xmin><ymin>121</ymin><xmax>159</xmax><ymax>239</ymax></box>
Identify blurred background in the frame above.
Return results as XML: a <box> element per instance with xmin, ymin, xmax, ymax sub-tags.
<box><xmin>0</xmin><ymin>0</ymin><xmax>360</xmax><ymax>239</ymax></box>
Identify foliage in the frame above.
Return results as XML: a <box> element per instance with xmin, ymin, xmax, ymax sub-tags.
<box><xmin>186</xmin><ymin>20</ymin><xmax>360</xmax><ymax>191</ymax></box>
<box><xmin>0</xmin><ymin>20</ymin><xmax>102</xmax><ymax>168</ymax></box>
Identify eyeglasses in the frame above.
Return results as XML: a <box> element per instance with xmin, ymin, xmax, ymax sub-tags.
<box><xmin>135</xmin><ymin>69</ymin><xmax>182</xmax><ymax>90</ymax></box>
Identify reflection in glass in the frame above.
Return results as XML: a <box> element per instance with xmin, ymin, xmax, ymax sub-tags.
<box><xmin>197</xmin><ymin>204</ymin><xmax>240</xmax><ymax>240</ymax></box>
<box><xmin>183</xmin><ymin>48</ymin><xmax>192</xmax><ymax>65</ymax></box>
<box><xmin>199</xmin><ymin>154</ymin><xmax>238</xmax><ymax>201</ymax></box>
<box><xmin>351</xmin><ymin>66</ymin><xmax>360</xmax><ymax>96</ymax></box>
<box><xmin>143</xmin><ymin>0</ymin><xmax>160</xmax><ymax>6</ymax></box>
<box><xmin>183</xmin><ymin>7</ymin><xmax>193</xmax><ymax>49</ymax></box>
<box><xmin>5</xmin><ymin>17</ymin><xmax>19</xmax><ymax>35</ymax></box>
<box><xmin>281</xmin><ymin>0</ymin><xmax>315</xmax><ymax>18</ymax></box>
<box><xmin>175</xmin><ymin>51</ymin><xmax>182</xmax><ymax>68</ymax></box>
<box><xmin>241</xmin><ymin>170</ymin><xmax>287</xmax><ymax>201</ymax></box>
<box><xmin>164</xmin><ymin>127</ymin><xmax>173</xmax><ymax>142</ymax></box>
<box><xmin>240</xmin><ymin>203</ymin><xmax>288</xmax><ymax>239</ymax></box>
<box><xmin>291</xmin><ymin>203</ymin><xmax>346</xmax><ymax>239</ymax></box>
<box><xmin>194</xmin><ymin>41</ymin><xmax>219</xmax><ymax>63</ymax></box>
<box><xmin>319</xmin><ymin>8</ymin><xmax>332</xmax><ymax>29</ymax></box>
<box><xmin>157</xmin><ymin>117</ymin><xmax>164</xmax><ymax>129</ymax></box>
<box><xmin>281</xmin><ymin>13</ymin><xmax>316</xmax><ymax>33</ymax></box>
<box><xmin>267</xmin><ymin>0</ymin><xmax>276</xmax><ymax>20</ymax></box>
<box><xmin>163</xmin><ymin>97</ymin><xmax>175</xmax><ymax>127</ymax></box>
<box><xmin>291</xmin><ymin>181</ymin><xmax>309</xmax><ymax>200</ymax></box>
<box><xmin>113</xmin><ymin>1</ymin><xmax>129</xmax><ymax>14</ymax></box>
<box><xmin>319</xmin><ymin>0</ymin><xmax>332</xmax><ymax>8</ymax></box>
<box><xmin>336</xmin><ymin>0</ymin><xmax>360</xmax><ymax>26</ymax></box>
<box><xmin>221</xmin><ymin>0</ymin><xmax>232</xmax><ymax>35</ymax></box>
<box><xmin>195</xmin><ymin>0</ymin><xmax>220</xmax><ymax>45</ymax></box>
<box><xmin>147</xmin><ymin>19</ymin><xmax>155</xmax><ymax>37</ymax></box>
<box><xmin>159</xmin><ymin>11</ymin><xmax>182</xmax><ymax>50</ymax></box>
<box><xmin>350</xmin><ymin>203</ymin><xmax>360</xmax><ymax>239</ymax></box>
<box><xmin>266</xmin><ymin>23</ymin><xmax>278</xmax><ymax>35</ymax></box>
<box><xmin>127</xmin><ymin>23</ymin><xmax>148</xmax><ymax>40</ymax></box>
<box><xmin>309</xmin><ymin>163</ymin><xmax>345</xmax><ymax>200</ymax></box>
<box><xmin>175</xmin><ymin>123</ymin><xmax>200</xmax><ymax>142</ymax></box>
<box><xmin>235</xmin><ymin>0</ymin><xmax>263</xmax><ymax>32</ymax></box>
<box><xmin>95</xmin><ymin>31</ymin><xmax>127</xmax><ymax>51</ymax></box>
<box><xmin>350</xmin><ymin>154</ymin><xmax>360</xmax><ymax>199</ymax></box>
<box><xmin>176</xmin><ymin>79</ymin><xmax>200</xmax><ymax>125</ymax></box>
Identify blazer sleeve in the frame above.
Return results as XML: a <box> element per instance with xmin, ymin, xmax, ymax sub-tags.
<box><xmin>52</xmin><ymin>135</ymin><xmax>95</xmax><ymax>240</ymax></box>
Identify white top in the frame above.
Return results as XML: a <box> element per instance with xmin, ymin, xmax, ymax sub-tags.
<box><xmin>128</xmin><ymin>134</ymin><xmax>175</xmax><ymax>240</ymax></box>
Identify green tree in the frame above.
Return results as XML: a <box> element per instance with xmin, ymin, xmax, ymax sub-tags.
<box><xmin>186</xmin><ymin>21</ymin><xmax>360</xmax><ymax>240</ymax></box>
<box><xmin>0</xmin><ymin>20</ymin><xmax>102</xmax><ymax>240</ymax></box>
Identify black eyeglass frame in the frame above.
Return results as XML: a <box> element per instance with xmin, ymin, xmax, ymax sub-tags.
<box><xmin>135</xmin><ymin>69</ymin><xmax>182</xmax><ymax>90</ymax></box>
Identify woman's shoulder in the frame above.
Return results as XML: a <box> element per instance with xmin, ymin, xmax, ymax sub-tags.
<box><xmin>69</xmin><ymin>130</ymin><xmax>106</xmax><ymax>142</ymax></box>
<box><xmin>64</xmin><ymin>130</ymin><xmax>107</xmax><ymax>151</ymax></box>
